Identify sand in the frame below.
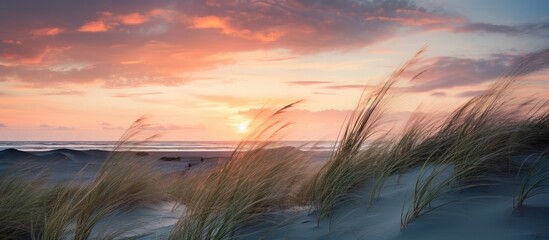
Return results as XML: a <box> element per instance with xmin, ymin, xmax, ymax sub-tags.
<box><xmin>0</xmin><ymin>149</ymin><xmax>234</xmax><ymax>183</ymax></box>
<box><xmin>1</xmin><ymin>148</ymin><xmax>548</xmax><ymax>239</ymax></box>
<box><xmin>240</xmin><ymin>163</ymin><xmax>549</xmax><ymax>239</ymax></box>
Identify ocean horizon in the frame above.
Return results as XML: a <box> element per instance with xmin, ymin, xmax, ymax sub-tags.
<box><xmin>0</xmin><ymin>141</ymin><xmax>337</xmax><ymax>152</ymax></box>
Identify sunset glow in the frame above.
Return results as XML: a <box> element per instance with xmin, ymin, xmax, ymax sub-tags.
<box><xmin>0</xmin><ymin>0</ymin><xmax>548</xmax><ymax>141</ymax></box>
<box><xmin>238</xmin><ymin>123</ymin><xmax>248</xmax><ymax>133</ymax></box>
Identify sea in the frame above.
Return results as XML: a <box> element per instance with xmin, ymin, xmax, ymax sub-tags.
<box><xmin>0</xmin><ymin>141</ymin><xmax>337</xmax><ymax>152</ymax></box>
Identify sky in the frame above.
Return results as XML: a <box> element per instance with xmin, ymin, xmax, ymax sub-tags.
<box><xmin>0</xmin><ymin>0</ymin><xmax>548</xmax><ymax>141</ymax></box>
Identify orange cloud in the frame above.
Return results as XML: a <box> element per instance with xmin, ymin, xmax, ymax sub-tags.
<box><xmin>78</xmin><ymin>20</ymin><xmax>109</xmax><ymax>32</ymax></box>
<box><xmin>193</xmin><ymin>16</ymin><xmax>231</xmax><ymax>32</ymax></box>
<box><xmin>3</xmin><ymin>1</ymin><xmax>542</xmax><ymax>90</ymax></box>
<box><xmin>120</xmin><ymin>60</ymin><xmax>143</xmax><ymax>65</ymax></box>
<box><xmin>192</xmin><ymin>15</ymin><xmax>285</xmax><ymax>42</ymax></box>
<box><xmin>17</xmin><ymin>48</ymin><xmax>53</xmax><ymax>64</ymax></box>
<box><xmin>121</xmin><ymin>13</ymin><xmax>149</xmax><ymax>25</ymax></box>
<box><xmin>31</xmin><ymin>27</ymin><xmax>64</xmax><ymax>36</ymax></box>
<box><xmin>77</xmin><ymin>11</ymin><xmax>164</xmax><ymax>33</ymax></box>
<box><xmin>1</xmin><ymin>46</ymin><xmax>70</xmax><ymax>66</ymax></box>
<box><xmin>252</xmin><ymin>29</ymin><xmax>286</xmax><ymax>42</ymax></box>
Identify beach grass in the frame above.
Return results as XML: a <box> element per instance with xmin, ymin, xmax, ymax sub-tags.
<box><xmin>309</xmin><ymin>49</ymin><xmax>425</xmax><ymax>220</ymax></box>
<box><xmin>51</xmin><ymin>118</ymin><xmax>162</xmax><ymax>240</ymax></box>
<box><xmin>168</xmin><ymin>102</ymin><xmax>307</xmax><ymax>240</ymax></box>
<box><xmin>398</xmin><ymin>49</ymin><xmax>549</xmax><ymax>228</ymax></box>
<box><xmin>0</xmin><ymin>170</ymin><xmax>44</xmax><ymax>239</ymax></box>
<box><xmin>514</xmin><ymin>150</ymin><xmax>549</xmax><ymax>209</ymax></box>
<box><xmin>0</xmin><ymin>118</ymin><xmax>163</xmax><ymax>240</ymax></box>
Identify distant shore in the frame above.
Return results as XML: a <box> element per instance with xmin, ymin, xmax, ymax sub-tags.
<box><xmin>0</xmin><ymin>147</ymin><xmax>331</xmax><ymax>184</ymax></box>
<box><xmin>0</xmin><ymin>141</ymin><xmax>337</xmax><ymax>152</ymax></box>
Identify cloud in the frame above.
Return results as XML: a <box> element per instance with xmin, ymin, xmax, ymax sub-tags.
<box><xmin>31</xmin><ymin>27</ymin><xmax>64</xmax><ymax>36</ymax></box>
<box><xmin>323</xmin><ymin>84</ymin><xmax>370</xmax><ymax>90</ymax></box>
<box><xmin>78</xmin><ymin>20</ymin><xmax>109</xmax><ymax>32</ymax></box>
<box><xmin>40</xmin><ymin>90</ymin><xmax>84</xmax><ymax>96</ymax></box>
<box><xmin>39</xmin><ymin>124</ymin><xmax>75</xmax><ymax>130</ymax></box>
<box><xmin>0</xmin><ymin>0</ymin><xmax>546</xmax><ymax>88</ymax></box>
<box><xmin>100</xmin><ymin>122</ymin><xmax>124</xmax><ymax>130</ymax></box>
<box><xmin>0</xmin><ymin>123</ymin><xmax>6</xmax><ymax>127</ymax></box>
<box><xmin>78</xmin><ymin>11</ymin><xmax>154</xmax><ymax>32</ymax></box>
<box><xmin>405</xmin><ymin>48</ymin><xmax>549</xmax><ymax>92</ymax></box>
<box><xmin>430</xmin><ymin>91</ymin><xmax>446</xmax><ymax>97</ymax></box>
<box><xmin>259</xmin><ymin>56</ymin><xmax>297</xmax><ymax>62</ymax></box>
<box><xmin>313</xmin><ymin>92</ymin><xmax>336</xmax><ymax>95</ymax></box>
<box><xmin>191</xmin><ymin>15</ymin><xmax>286</xmax><ymax>42</ymax></box>
<box><xmin>187</xmin><ymin>0</ymin><xmax>463</xmax><ymax>51</ymax></box>
<box><xmin>2</xmin><ymin>39</ymin><xmax>23</xmax><ymax>45</ymax></box>
<box><xmin>286</xmin><ymin>81</ymin><xmax>331</xmax><ymax>86</ymax></box>
<box><xmin>112</xmin><ymin>92</ymin><xmax>162</xmax><ymax>98</ymax></box>
<box><xmin>144</xmin><ymin>124</ymin><xmax>205</xmax><ymax>131</ymax></box>
<box><xmin>457</xmin><ymin>90</ymin><xmax>485</xmax><ymax>98</ymax></box>
<box><xmin>454</xmin><ymin>22</ymin><xmax>549</xmax><ymax>36</ymax></box>
<box><xmin>120</xmin><ymin>13</ymin><xmax>149</xmax><ymax>25</ymax></box>
<box><xmin>0</xmin><ymin>0</ymin><xmax>461</xmax><ymax>87</ymax></box>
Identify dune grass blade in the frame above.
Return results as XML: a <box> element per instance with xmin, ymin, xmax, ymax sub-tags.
<box><xmin>310</xmin><ymin>49</ymin><xmax>425</xmax><ymax>220</ymax></box>
<box><xmin>400</xmin><ymin>163</ymin><xmax>450</xmax><ymax>229</ymax></box>
<box><xmin>169</xmin><ymin>102</ymin><xmax>307</xmax><ymax>240</ymax></box>
<box><xmin>514</xmin><ymin>150</ymin><xmax>549</xmax><ymax>209</ymax></box>
<box><xmin>400</xmin><ymin>127</ymin><xmax>519</xmax><ymax>228</ymax></box>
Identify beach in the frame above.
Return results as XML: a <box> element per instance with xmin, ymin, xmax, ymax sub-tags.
<box><xmin>1</xmin><ymin>146</ymin><xmax>548</xmax><ymax>239</ymax></box>
<box><xmin>0</xmin><ymin>146</ymin><xmax>333</xmax><ymax>239</ymax></box>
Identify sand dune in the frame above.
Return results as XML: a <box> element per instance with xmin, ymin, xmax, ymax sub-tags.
<box><xmin>239</xmin><ymin>160</ymin><xmax>549</xmax><ymax>239</ymax></box>
<box><xmin>2</xmin><ymin>148</ymin><xmax>546</xmax><ymax>239</ymax></box>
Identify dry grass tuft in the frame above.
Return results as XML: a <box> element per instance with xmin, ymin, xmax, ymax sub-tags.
<box><xmin>309</xmin><ymin>49</ymin><xmax>426</xmax><ymax>220</ymax></box>
<box><xmin>168</xmin><ymin>102</ymin><xmax>308</xmax><ymax>240</ymax></box>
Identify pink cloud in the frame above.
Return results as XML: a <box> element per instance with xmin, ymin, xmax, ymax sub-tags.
<box><xmin>324</xmin><ymin>84</ymin><xmax>371</xmax><ymax>90</ymax></box>
<box><xmin>78</xmin><ymin>20</ymin><xmax>109</xmax><ymax>32</ymax></box>
<box><xmin>453</xmin><ymin>22</ymin><xmax>549</xmax><ymax>36</ymax></box>
<box><xmin>78</xmin><ymin>11</ymin><xmax>155</xmax><ymax>33</ymax></box>
<box><xmin>192</xmin><ymin>15</ymin><xmax>286</xmax><ymax>42</ymax></box>
<box><xmin>1</xmin><ymin>46</ymin><xmax>69</xmax><ymax>65</ymax></box>
<box><xmin>0</xmin><ymin>0</ymin><xmax>546</xmax><ymax>89</ymax></box>
<box><xmin>403</xmin><ymin>49</ymin><xmax>549</xmax><ymax>92</ymax></box>
<box><xmin>2</xmin><ymin>39</ymin><xmax>22</xmax><ymax>45</ymax></box>
<box><xmin>287</xmin><ymin>81</ymin><xmax>331</xmax><ymax>86</ymax></box>
<box><xmin>39</xmin><ymin>124</ymin><xmax>75</xmax><ymax>131</ymax></box>
<box><xmin>15</xmin><ymin>48</ymin><xmax>50</xmax><ymax>64</ymax></box>
<box><xmin>192</xmin><ymin>15</ymin><xmax>228</xmax><ymax>30</ymax></box>
<box><xmin>31</xmin><ymin>27</ymin><xmax>64</xmax><ymax>36</ymax></box>
<box><xmin>120</xmin><ymin>13</ymin><xmax>149</xmax><ymax>25</ymax></box>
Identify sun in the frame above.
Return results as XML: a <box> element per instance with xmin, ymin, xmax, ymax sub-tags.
<box><xmin>238</xmin><ymin>122</ymin><xmax>248</xmax><ymax>133</ymax></box>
